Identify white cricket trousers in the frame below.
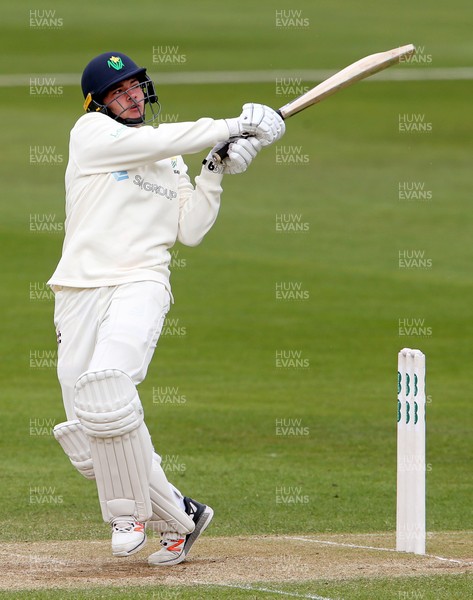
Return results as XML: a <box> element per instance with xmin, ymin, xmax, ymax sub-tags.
<box><xmin>53</xmin><ymin>280</ymin><xmax>187</xmax><ymax>513</ymax></box>
<box><xmin>54</xmin><ymin>281</ymin><xmax>170</xmax><ymax>420</ymax></box>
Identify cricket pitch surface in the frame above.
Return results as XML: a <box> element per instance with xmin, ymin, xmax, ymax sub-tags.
<box><xmin>1</xmin><ymin>532</ymin><xmax>472</xmax><ymax>591</ymax></box>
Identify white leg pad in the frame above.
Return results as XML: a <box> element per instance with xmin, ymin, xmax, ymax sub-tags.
<box><xmin>74</xmin><ymin>369</ymin><xmax>153</xmax><ymax>523</ymax></box>
<box><xmin>53</xmin><ymin>420</ymin><xmax>95</xmax><ymax>480</ymax></box>
<box><xmin>52</xmin><ymin>425</ymin><xmax>192</xmax><ymax>532</ymax></box>
<box><xmin>148</xmin><ymin>453</ymin><xmax>195</xmax><ymax>534</ymax></box>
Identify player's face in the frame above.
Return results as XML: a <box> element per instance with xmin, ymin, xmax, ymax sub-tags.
<box><xmin>102</xmin><ymin>78</ymin><xmax>145</xmax><ymax>120</ymax></box>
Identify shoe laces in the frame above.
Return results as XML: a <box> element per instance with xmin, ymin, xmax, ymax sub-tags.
<box><xmin>160</xmin><ymin>531</ymin><xmax>184</xmax><ymax>547</ymax></box>
<box><xmin>111</xmin><ymin>518</ymin><xmax>138</xmax><ymax>533</ymax></box>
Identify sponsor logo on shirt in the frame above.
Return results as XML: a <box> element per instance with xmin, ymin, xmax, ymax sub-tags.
<box><xmin>112</xmin><ymin>170</ymin><xmax>129</xmax><ymax>181</ymax></box>
<box><xmin>171</xmin><ymin>157</ymin><xmax>180</xmax><ymax>174</ymax></box>
<box><xmin>110</xmin><ymin>125</ymin><xmax>128</xmax><ymax>139</ymax></box>
<box><xmin>133</xmin><ymin>175</ymin><xmax>177</xmax><ymax>200</ymax></box>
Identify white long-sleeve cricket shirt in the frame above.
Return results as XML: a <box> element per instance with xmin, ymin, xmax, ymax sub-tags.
<box><xmin>48</xmin><ymin>112</ymin><xmax>231</xmax><ymax>294</ymax></box>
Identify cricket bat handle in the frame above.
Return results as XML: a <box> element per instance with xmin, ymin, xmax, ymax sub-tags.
<box><xmin>212</xmin><ymin>110</ymin><xmax>284</xmax><ymax>163</ymax></box>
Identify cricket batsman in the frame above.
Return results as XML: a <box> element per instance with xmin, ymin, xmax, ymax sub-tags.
<box><xmin>48</xmin><ymin>51</ymin><xmax>285</xmax><ymax>566</ymax></box>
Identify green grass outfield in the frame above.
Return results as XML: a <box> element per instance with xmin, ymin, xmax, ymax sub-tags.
<box><xmin>0</xmin><ymin>574</ymin><xmax>471</xmax><ymax>600</ymax></box>
<box><xmin>0</xmin><ymin>0</ymin><xmax>472</xmax><ymax>598</ymax></box>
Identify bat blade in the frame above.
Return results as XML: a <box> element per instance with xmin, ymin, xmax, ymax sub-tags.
<box><xmin>279</xmin><ymin>44</ymin><xmax>415</xmax><ymax>118</ymax></box>
<box><xmin>213</xmin><ymin>44</ymin><xmax>415</xmax><ymax>163</ymax></box>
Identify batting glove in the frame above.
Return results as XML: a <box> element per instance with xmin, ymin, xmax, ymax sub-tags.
<box><xmin>225</xmin><ymin>103</ymin><xmax>285</xmax><ymax>147</ymax></box>
<box><xmin>203</xmin><ymin>137</ymin><xmax>263</xmax><ymax>175</ymax></box>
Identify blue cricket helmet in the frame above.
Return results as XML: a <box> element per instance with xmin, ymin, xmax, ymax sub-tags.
<box><xmin>81</xmin><ymin>51</ymin><xmax>158</xmax><ymax>123</ymax></box>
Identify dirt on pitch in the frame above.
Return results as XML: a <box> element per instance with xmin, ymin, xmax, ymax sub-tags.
<box><xmin>1</xmin><ymin>532</ymin><xmax>472</xmax><ymax>591</ymax></box>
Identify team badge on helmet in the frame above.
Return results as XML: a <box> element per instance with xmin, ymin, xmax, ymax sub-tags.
<box><xmin>107</xmin><ymin>55</ymin><xmax>124</xmax><ymax>70</ymax></box>
<box><xmin>81</xmin><ymin>51</ymin><xmax>160</xmax><ymax>126</ymax></box>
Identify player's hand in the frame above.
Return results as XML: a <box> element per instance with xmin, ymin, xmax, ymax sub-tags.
<box><xmin>225</xmin><ymin>103</ymin><xmax>285</xmax><ymax>147</ymax></box>
<box><xmin>203</xmin><ymin>137</ymin><xmax>263</xmax><ymax>175</ymax></box>
<box><xmin>226</xmin><ymin>136</ymin><xmax>263</xmax><ymax>174</ymax></box>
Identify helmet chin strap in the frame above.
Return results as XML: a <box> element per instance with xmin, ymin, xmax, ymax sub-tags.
<box><xmin>109</xmin><ymin>101</ymin><xmax>161</xmax><ymax>127</ymax></box>
<box><xmin>114</xmin><ymin>115</ymin><xmax>145</xmax><ymax>127</ymax></box>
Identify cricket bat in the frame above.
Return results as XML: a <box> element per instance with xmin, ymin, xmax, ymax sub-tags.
<box><xmin>214</xmin><ymin>44</ymin><xmax>416</xmax><ymax>162</ymax></box>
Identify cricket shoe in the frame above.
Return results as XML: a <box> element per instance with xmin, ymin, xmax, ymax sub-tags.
<box><xmin>148</xmin><ymin>497</ymin><xmax>214</xmax><ymax>566</ymax></box>
<box><xmin>111</xmin><ymin>516</ymin><xmax>147</xmax><ymax>557</ymax></box>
